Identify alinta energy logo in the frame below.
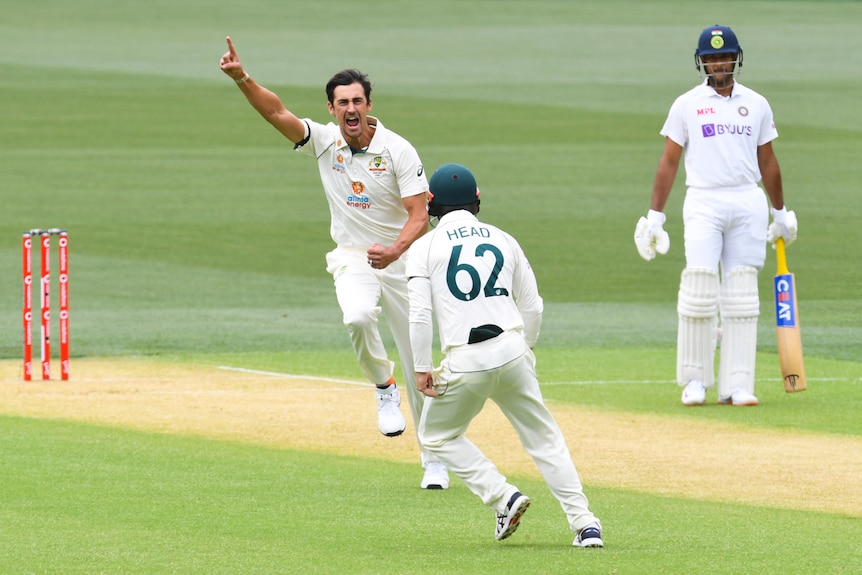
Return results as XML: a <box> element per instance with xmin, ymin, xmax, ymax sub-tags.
<box><xmin>347</xmin><ymin>180</ymin><xmax>371</xmax><ymax>210</ymax></box>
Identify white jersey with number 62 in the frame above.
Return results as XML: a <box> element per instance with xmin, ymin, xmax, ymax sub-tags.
<box><xmin>406</xmin><ymin>210</ymin><xmax>543</xmax><ymax>366</ymax></box>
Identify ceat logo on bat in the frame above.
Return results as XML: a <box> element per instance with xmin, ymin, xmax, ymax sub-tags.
<box><xmin>774</xmin><ymin>275</ymin><xmax>797</xmax><ymax>327</ymax></box>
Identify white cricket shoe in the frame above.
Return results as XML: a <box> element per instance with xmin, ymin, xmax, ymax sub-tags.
<box><xmin>420</xmin><ymin>461</ymin><xmax>450</xmax><ymax>490</ymax></box>
<box><xmin>573</xmin><ymin>522</ymin><xmax>604</xmax><ymax>548</ymax></box>
<box><xmin>719</xmin><ymin>387</ymin><xmax>759</xmax><ymax>406</ymax></box>
<box><xmin>495</xmin><ymin>491</ymin><xmax>530</xmax><ymax>541</ymax></box>
<box><xmin>376</xmin><ymin>385</ymin><xmax>406</xmax><ymax>436</ymax></box>
<box><xmin>681</xmin><ymin>380</ymin><xmax>706</xmax><ymax>406</ymax></box>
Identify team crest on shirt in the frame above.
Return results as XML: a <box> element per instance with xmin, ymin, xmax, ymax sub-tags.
<box><xmin>347</xmin><ymin>181</ymin><xmax>371</xmax><ymax>210</ymax></box>
<box><xmin>367</xmin><ymin>156</ymin><xmax>387</xmax><ymax>177</ymax></box>
<box><xmin>332</xmin><ymin>153</ymin><xmax>347</xmax><ymax>174</ymax></box>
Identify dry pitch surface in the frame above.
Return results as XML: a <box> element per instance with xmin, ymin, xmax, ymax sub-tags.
<box><xmin>1</xmin><ymin>357</ymin><xmax>859</xmax><ymax>517</ymax></box>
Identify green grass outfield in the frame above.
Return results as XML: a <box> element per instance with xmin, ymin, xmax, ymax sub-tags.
<box><xmin>1</xmin><ymin>414</ymin><xmax>859</xmax><ymax>575</ymax></box>
<box><xmin>1</xmin><ymin>1</ymin><xmax>861</xmax><ymax>573</ymax></box>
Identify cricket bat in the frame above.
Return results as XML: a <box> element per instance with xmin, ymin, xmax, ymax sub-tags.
<box><xmin>773</xmin><ymin>237</ymin><xmax>806</xmax><ymax>392</ymax></box>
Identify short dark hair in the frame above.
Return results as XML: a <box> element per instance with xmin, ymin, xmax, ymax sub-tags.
<box><xmin>325</xmin><ymin>69</ymin><xmax>372</xmax><ymax>104</ymax></box>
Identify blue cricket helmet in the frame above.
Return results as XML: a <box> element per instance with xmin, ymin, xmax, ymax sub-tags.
<box><xmin>694</xmin><ymin>25</ymin><xmax>744</xmax><ymax>77</ymax></box>
<box><xmin>697</xmin><ymin>25</ymin><xmax>742</xmax><ymax>56</ymax></box>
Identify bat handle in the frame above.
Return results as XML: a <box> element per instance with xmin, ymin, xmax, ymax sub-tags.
<box><xmin>775</xmin><ymin>237</ymin><xmax>788</xmax><ymax>275</ymax></box>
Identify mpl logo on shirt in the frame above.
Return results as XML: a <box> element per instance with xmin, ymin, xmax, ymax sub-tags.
<box><xmin>701</xmin><ymin>123</ymin><xmax>754</xmax><ymax>138</ymax></box>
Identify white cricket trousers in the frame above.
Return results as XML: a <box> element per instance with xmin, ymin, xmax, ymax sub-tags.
<box><xmin>326</xmin><ymin>246</ymin><xmax>434</xmax><ymax>462</ymax></box>
<box><xmin>418</xmin><ymin>332</ymin><xmax>599</xmax><ymax>533</ymax></box>
<box><xmin>683</xmin><ymin>185</ymin><xmax>769</xmax><ymax>271</ymax></box>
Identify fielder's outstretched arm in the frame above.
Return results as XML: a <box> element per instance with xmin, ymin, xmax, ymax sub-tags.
<box><xmin>219</xmin><ymin>36</ymin><xmax>307</xmax><ymax>144</ymax></box>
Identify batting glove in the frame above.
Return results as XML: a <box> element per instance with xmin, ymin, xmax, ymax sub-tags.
<box><xmin>634</xmin><ymin>209</ymin><xmax>670</xmax><ymax>261</ymax></box>
<box><xmin>767</xmin><ymin>206</ymin><xmax>798</xmax><ymax>248</ymax></box>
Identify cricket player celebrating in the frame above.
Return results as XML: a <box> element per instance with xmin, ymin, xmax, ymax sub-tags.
<box><xmin>406</xmin><ymin>164</ymin><xmax>603</xmax><ymax>546</ymax></box>
<box><xmin>635</xmin><ymin>25</ymin><xmax>798</xmax><ymax>406</ymax></box>
<box><xmin>220</xmin><ymin>37</ymin><xmax>448</xmax><ymax>489</ymax></box>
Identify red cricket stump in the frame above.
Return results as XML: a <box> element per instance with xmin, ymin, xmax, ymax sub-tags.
<box><xmin>40</xmin><ymin>232</ymin><xmax>51</xmax><ymax>380</ymax></box>
<box><xmin>59</xmin><ymin>232</ymin><xmax>70</xmax><ymax>380</ymax></box>
<box><xmin>22</xmin><ymin>233</ymin><xmax>33</xmax><ymax>381</ymax></box>
<box><xmin>22</xmin><ymin>228</ymin><xmax>69</xmax><ymax>381</ymax></box>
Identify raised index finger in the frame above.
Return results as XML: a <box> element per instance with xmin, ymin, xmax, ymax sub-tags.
<box><xmin>225</xmin><ymin>36</ymin><xmax>237</xmax><ymax>57</ymax></box>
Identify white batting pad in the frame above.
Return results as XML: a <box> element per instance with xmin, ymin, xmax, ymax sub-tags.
<box><xmin>718</xmin><ymin>266</ymin><xmax>760</xmax><ymax>398</ymax></box>
<box><xmin>676</xmin><ymin>268</ymin><xmax>719</xmax><ymax>388</ymax></box>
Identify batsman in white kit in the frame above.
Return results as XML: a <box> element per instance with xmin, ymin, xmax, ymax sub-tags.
<box><xmin>635</xmin><ymin>25</ymin><xmax>799</xmax><ymax>406</ymax></box>
<box><xmin>406</xmin><ymin>164</ymin><xmax>603</xmax><ymax>546</ymax></box>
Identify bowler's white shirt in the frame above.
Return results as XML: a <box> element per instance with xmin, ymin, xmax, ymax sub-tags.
<box><xmin>295</xmin><ymin>116</ymin><xmax>428</xmax><ymax>248</ymax></box>
<box><xmin>661</xmin><ymin>81</ymin><xmax>779</xmax><ymax>190</ymax></box>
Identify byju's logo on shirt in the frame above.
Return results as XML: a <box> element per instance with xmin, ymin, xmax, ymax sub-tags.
<box><xmin>701</xmin><ymin>123</ymin><xmax>753</xmax><ymax>138</ymax></box>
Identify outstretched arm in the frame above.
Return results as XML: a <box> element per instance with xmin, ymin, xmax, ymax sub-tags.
<box><xmin>219</xmin><ymin>36</ymin><xmax>307</xmax><ymax>143</ymax></box>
